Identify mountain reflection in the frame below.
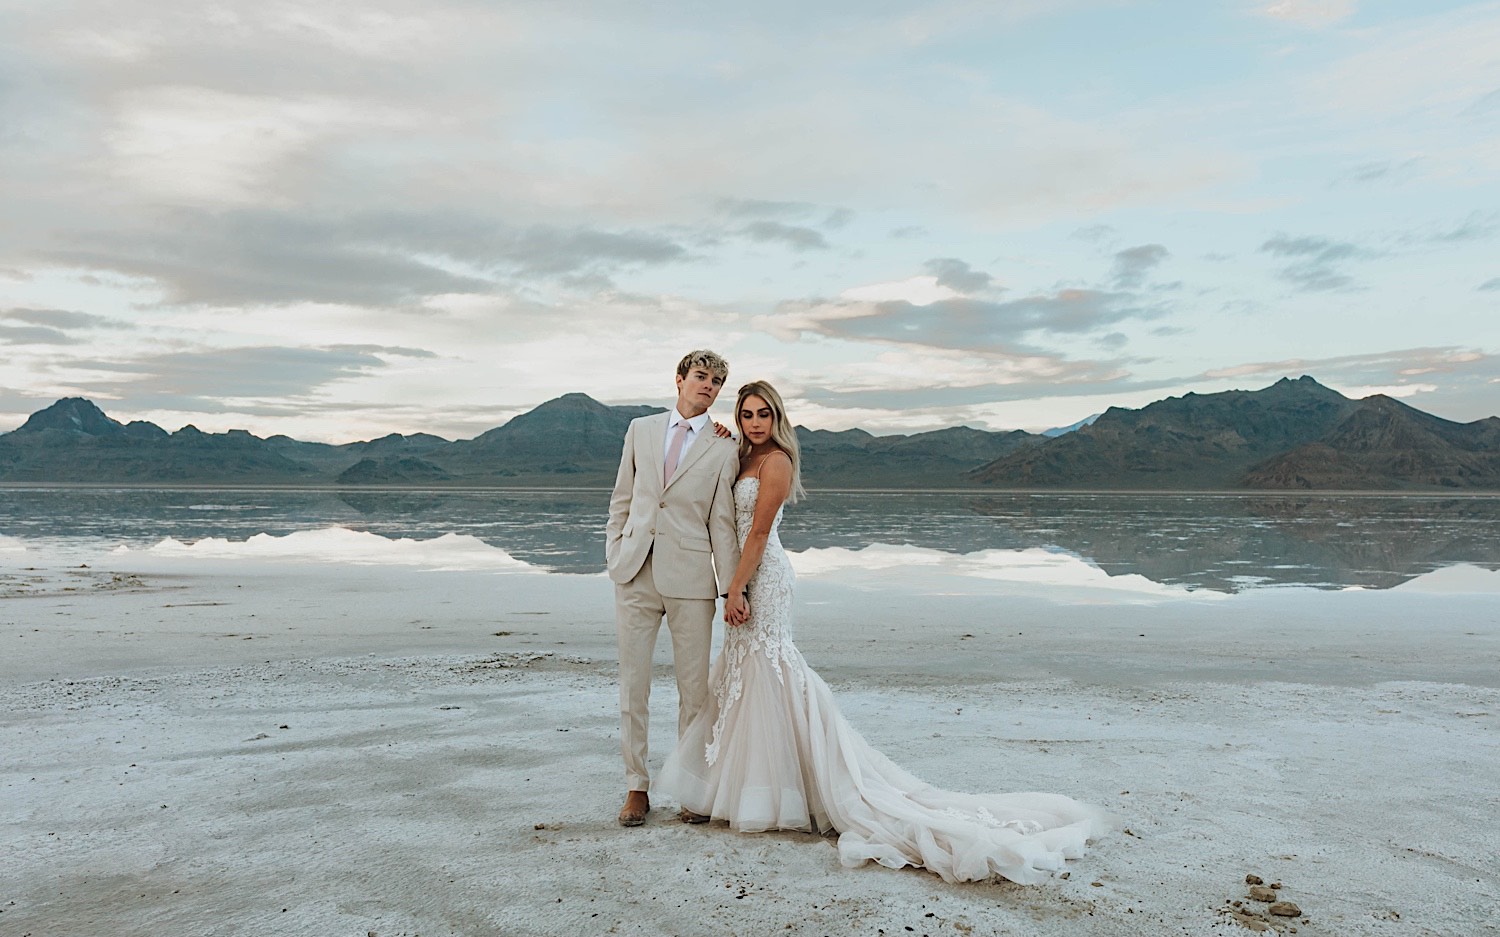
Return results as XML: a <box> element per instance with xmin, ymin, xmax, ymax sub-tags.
<box><xmin>950</xmin><ymin>494</ymin><xmax>1500</xmax><ymax>592</ymax></box>
<box><xmin>1</xmin><ymin>488</ymin><xmax>1498</xmax><ymax>593</ymax></box>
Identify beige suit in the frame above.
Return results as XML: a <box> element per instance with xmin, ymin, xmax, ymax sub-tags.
<box><xmin>606</xmin><ymin>412</ymin><xmax>740</xmax><ymax>791</ymax></box>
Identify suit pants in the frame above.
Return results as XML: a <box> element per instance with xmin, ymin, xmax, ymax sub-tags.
<box><xmin>615</xmin><ymin>551</ymin><xmax>714</xmax><ymax>791</ymax></box>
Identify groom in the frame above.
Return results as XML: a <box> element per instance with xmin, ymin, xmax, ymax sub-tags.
<box><xmin>606</xmin><ymin>349</ymin><xmax>741</xmax><ymax>827</ymax></box>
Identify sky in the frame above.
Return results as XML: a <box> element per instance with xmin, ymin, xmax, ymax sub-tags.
<box><xmin>1</xmin><ymin>0</ymin><xmax>1497</xmax><ymax>442</ymax></box>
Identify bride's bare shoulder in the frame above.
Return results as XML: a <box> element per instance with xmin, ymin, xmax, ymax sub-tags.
<box><xmin>757</xmin><ymin>449</ymin><xmax>793</xmax><ymax>480</ymax></box>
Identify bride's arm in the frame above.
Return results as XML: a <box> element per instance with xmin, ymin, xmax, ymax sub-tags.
<box><xmin>726</xmin><ymin>451</ymin><xmax>792</xmax><ymax>611</ymax></box>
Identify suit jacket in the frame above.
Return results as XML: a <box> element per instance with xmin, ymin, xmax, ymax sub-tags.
<box><xmin>606</xmin><ymin>412</ymin><xmax>741</xmax><ymax>599</ymax></box>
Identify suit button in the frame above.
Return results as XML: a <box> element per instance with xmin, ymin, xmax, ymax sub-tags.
<box><xmin>658</xmin><ymin>501</ymin><xmax>666</xmax><ymax>508</ymax></box>
<box><xmin>649</xmin><ymin>528</ymin><xmax>656</xmax><ymax>535</ymax></box>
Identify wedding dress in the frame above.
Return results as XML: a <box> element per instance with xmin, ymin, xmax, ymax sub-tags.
<box><xmin>655</xmin><ymin>476</ymin><xmax>1114</xmax><ymax>884</ymax></box>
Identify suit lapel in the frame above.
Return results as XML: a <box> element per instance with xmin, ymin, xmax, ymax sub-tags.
<box><xmin>664</xmin><ymin>423</ymin><xmax>716</xmax><ymax>492</ymax></box>
<box><xmin>648</xmin><ymin>413</ymin><xmax>669</xmax><ymax>491</ymax></box>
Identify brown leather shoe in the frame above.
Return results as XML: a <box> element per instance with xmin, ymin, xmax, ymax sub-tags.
<box><xmin>679</xmin><ymin>808</ymin><xmax>710</xmax><ymax>824</ymax></box>
<box><xmin>618</xmin><ymin>791</ymin><xmax>649</xmax><ymax>827</ymax></box>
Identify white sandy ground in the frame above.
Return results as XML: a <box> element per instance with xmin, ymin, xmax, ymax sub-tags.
<box><xmin>2</xmin><ymin>545</ymin><xmax>1499</xmax><ymax>937</ymax></box>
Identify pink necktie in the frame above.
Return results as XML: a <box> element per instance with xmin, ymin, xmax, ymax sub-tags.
<box><xmin>664</xmin><ymin>422</ymin><xmax>689</xmax><ymax>486</ymax></box>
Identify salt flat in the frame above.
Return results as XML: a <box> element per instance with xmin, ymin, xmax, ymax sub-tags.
<box><xmin>2</xmin><ymin>549</ymin><xmax>1498</xmax><ymax>937</ymax></box>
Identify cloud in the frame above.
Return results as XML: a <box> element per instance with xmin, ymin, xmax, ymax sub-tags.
<box><xmin>2</xmin><ymin>0</ymin><xmax>1495</xmax><ymax>440</ymax></box>
<box><xmin>1260</xmin><ymin>233</ymin><xmax>1375</xmax><ymax>292</ymax></box>
<box><xmin>763</xmin><ymin>364</ymin><xmax>1195</xmax><ymax>435</ymax></box>
<box><xmin>1259</xmin><ymin>217</ymin><xmax>1491</xmax><ymax>294</ymax></box>
<box><xmin>66</xmin><ymin>344</ymin><xmax>426</xmax><ymax>403</ymax></box>
<box><xmin>574</xmin><ymin>48</ymin><xmax>1240</xmax><ymax>227</ymax></box>
<box><xmin>1280</xmin><ymin>268</ymin><xmax>1354</xmax><ymax>292</ymax></box>
<box><xmin>716</xmin><ymin>198</ymin><xmax>817</xmax><ymax>219</ymax></box>
<box><xmin>1071</xmin><ymin>224</ymin><xmax>1117</xmax><ymax>243</ymax></box>
<box><xmin>1480</xmin><ymin>278</ymin><xmax>1500</xmax><ymax>292</ymax></box>
<box><xmin>1255</xmin><ymin>0</ymin><xmax>1357</xmax><ymax>28</ymax></box>
<box><xmin>923</xmin><ymin>258</ymin><xmax>994</xmax><ymax>293</ymax></box>
<box><xmin>0</xmin><ymin>308</ymin><xmax>134</xmax><ymax>344</ymax></box>
<box><xmin>498</xmin><ymin>226</ymin><xmax>689</xmax><ymax>275</ymax></box>
<box><xmin>1109</xmin><ymin>244</ymin><xmax>1169</xmax><ymax>289</ymax></box>
<box><xmin>333</xmin><ymin>344</ymin><xmax>438</xmax><ymax>359</ymax></box>
<box><xmin>0</xmin><ymin>325</ymin><xmax>76</xmax><ymax>345</ymax></box>
<box><xmin>738</xmin><ymin>221</ymin><xmax>829</xmax><ymax>251</ymax></box>
<box><xmin>984</xmin><ymin>290</ymin><xmax>1155</xmax><ymax>335</ymax></box>
<box><xmin>41</xmin><ymin>214</ymin><xmax>487</xmax><ymax>306</ymax></box>
<box><xmin>1423</xmin><ymin>211</ymin><xmax>1499</xmax><ymax>244</ymax></box>
<box><xmin>757</xmin><ymin>288</ymin><xmax>1158</xmax><ymax>354</ymax></box>
<box><xmin>1333</xmin><ymin>158</ymin><xmax>1422</xmax><ymax>187</ymax></box>
<box><xmin>838</xmin><ymin>277</ymin><xmax>960</xmax><ymax>306</ymax></box>
<box><xmin>0</xmin><ymin>0</ymin><xmax>1243</xmax><ymax>324</ymax></box>
<box><xmin>2</xmin><ymin>308</ymin><xmax>129</xmax><ymax>330</ymax></box>
<box><xmin>1191</xmin><ymin>346</ymin><xmax>1500</xmax><ymax>422</ymax></box>
<box><xmin>1201</xmin><ymin>347</ymin><xmax>1494</xmax><ymax>397</ymax></box>
<box><xmin>715</xmin><ymin>200</ymin><xmax>852</xmax><ymax>236</ymax></box>
<box><xmin>34</xmin><ymin>210</ymin><xmax>691</xmax><ymax>306</ymax></box>
<box><xmin>756</xmin><ymin>340</ymin><xmax>1144</xmax><ymax>419</ymax></box>
<box><xmin>100</xmin><ymin>86</ymin><xmax>413</xmax><ymax>206</ymax></box>
<box><xmin>1301</xmin><ymin>4</ymin><xmax>1500</xmax><ymax>137</ymax></box>
<box><xmin>1331</xmin><ymin>382</ymin><xmax>1438</xmax><ymax>400</ymax></box>
<box><xmin>1260</xmin><ymin>234</ymin><xmax>1367</xmax><ymax>262</ymax></box>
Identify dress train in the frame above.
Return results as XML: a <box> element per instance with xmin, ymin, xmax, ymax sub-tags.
<box><xmin>655</xmin><ymin>477</ymin><xmax>1114</xmax><ymax>884</ymax></box>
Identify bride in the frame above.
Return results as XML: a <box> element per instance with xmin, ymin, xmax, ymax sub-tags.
<box><xmin>655</xmin><ymin>380</ymin><xmax>1115</xmax><ymax>885</ymax></box>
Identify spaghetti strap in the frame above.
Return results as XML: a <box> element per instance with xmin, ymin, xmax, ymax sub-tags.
<box><xmin>753</xmin><ymin>448</ymin><xmax>791</xmax><ymax>479</ymax></box>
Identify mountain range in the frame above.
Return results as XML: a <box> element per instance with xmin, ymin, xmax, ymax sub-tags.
<box><xmin>1</xmin><ymin>377</ymin><xmax>1496</xmax><ymax>489</ymax></box>
<box><xmin>972</xmin><ymin>376</ymin><xmax>1500</xmax><ymax>490</ymax></box>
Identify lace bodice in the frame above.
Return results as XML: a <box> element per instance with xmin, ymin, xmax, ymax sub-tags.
<box><xmin>733</xmin><ymin>475</ymin><xmax>784</xmax><ymax>546</ymax></box>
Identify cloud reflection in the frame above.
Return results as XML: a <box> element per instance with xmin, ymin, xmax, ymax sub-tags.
<box><xmin>117</xmin><ymin>527</ymin><xmax>533</xmax><ymax>572</ymax></box>
<box><xmin>1391</xmin><ymin>563</ymin><xmax>1500</xmax><ymax>594</ymax></box>
<box><xmin>790</xmin><ymin>544</ymin><xmax>1229</xmax><ymax>603</ymax></box>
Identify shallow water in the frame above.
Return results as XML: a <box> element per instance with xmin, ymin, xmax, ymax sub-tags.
<box><xmin>3</xmin><ymin>487</ymin><xmax>1499</xmax><ymax>596</ymax></box>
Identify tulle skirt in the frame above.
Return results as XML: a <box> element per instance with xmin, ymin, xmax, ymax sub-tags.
<box><xmin>655</xmin><ymin>644</ymin><xmax>1114</xmax><ymax>885</ymax></box>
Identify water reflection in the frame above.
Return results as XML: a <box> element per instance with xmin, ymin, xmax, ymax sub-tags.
<box><xmin>2</xmin><ymin>487</ymin><xmax>1498</xmax><ymax>593</ymax></box>
<box><xmin>119</xmin><ymin>528</ymin><xmax>533</xmax><ymax>572</ymax></box>
<box><xmin>792</xmin><ymin>544</ymin><xmax>1227</xmax><ymax>602</ymax></box>
<box><xmin>951</xmin><ymin>494</ymin><xmax>1500</xmax><ymax>592</ymax></box>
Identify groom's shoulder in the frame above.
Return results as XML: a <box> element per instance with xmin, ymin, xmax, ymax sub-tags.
<box><xmin>707</xmin><ymin>432</ymin><xmax>738</xmax><ymax>457</ymax></box>
<box><xmin>626</xmin><ymin>413</ymin><xmax>664</xmax><ymax>431</ymax></box>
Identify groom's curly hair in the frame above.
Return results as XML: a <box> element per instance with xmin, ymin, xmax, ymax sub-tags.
<box><xmin>676</xmin><ymin>349</ymin><xmax>729</xmax><ymax>381</ymax></box>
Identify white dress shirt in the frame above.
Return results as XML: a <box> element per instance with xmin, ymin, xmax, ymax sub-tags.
<box><xmin>664</xmin><ymin>408</ymin><xmax>711</xmax><ymax>464</ymax></box>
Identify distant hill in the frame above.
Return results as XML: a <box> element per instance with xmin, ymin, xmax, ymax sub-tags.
<box><xmin>429</xmin><ymin>392</ymin><xmax>664</xmax><ymax>484</ymax></box>
<box><xmin>336</xmin><ymin>456</ymin><xmax>454</xmax><ymax>485</ymax></box>
<box><xmin>0</xmin><ymin>393</ymin><xmax>1041</xmax><ymax>488</ymax></box>
<box><xmin>1042</xmin><ymin>414</ymin><xmax>1100</xmax><ymax>437</ymax></box>
<box><xmin>970</xmin><ymin>376</ymin><xmax>1500</xmax><ymax>490</ymax></box>
<box><xmin>797</xmin><ymin>425</ymin><xmax>1040</xmax><ymax>487</ymax></box>
<box><xmin>0</xmin><ymin>398</ymin><xmax>316</xmax><ymax>483</ymax></box>
<box><xmin>1243</xmin><ymin>395</ymin><xmax>1500</xmax><ymax>489</ymax></box>
<box><xmin>265</xmin><ymin>431</ymin><xmax>449</xmax><ymax>474</ymax></box>
<box><xmin>2</xmin><ymin>379</ymin><xmax>1496</xmax><ymax>489</ymax></box>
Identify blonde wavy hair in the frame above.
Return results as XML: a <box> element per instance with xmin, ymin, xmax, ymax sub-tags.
<box><xmin>734</xmin><ymin>380</ymin><xmax>806</xmax><ymax>504</ymax></box>
<box><xmin>675</xmin><ymin>349</ymin><xmax>729</xmax><ymax>381</ymax></box>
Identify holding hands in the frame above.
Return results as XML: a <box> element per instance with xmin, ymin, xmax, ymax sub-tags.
<box><xmin>724</xmin><ymin>591</ymin><xmax>751</xmax><ymax>627</ymax></box>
